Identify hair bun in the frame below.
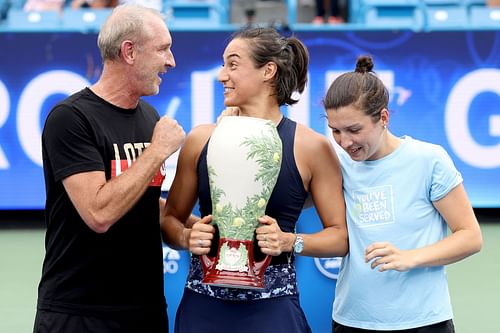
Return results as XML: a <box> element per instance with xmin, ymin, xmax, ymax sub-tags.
<box><xmin>355</xmin><ymin>55</ymin><xmax>374</xmax><ymax>73</ymax></box>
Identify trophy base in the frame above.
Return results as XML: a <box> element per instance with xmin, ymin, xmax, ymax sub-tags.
<box><xmin>202</xmin><ymin>270</ymin><xmax>266</xmax><ymax>290</ymax></box>
<box><xmin>201</xmin><ymin>238</ymin><xmax>271</xmax><ymax>290</ymax></box>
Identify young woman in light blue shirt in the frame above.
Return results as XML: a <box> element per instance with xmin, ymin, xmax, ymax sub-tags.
<box><xmin>324</xmin><ymin>55</ymin><xmax>483</xmax><ymax>333</ymax></box>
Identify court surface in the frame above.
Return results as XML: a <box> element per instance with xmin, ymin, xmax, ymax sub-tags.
<box><xmin>1</xmin><ymin>222</ymin><xmax>499</xmax><ymax>333</ymax></box>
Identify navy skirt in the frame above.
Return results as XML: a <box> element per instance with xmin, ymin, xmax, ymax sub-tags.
<box><xmin>174</xmin><ymin>288</ymin><xmax>312</xmax><ymax>333</ymax></box>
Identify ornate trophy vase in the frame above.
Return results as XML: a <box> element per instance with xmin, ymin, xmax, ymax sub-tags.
<box><xmin>201</xmin><ymin>116</ymin><xmax>282</xmax><ymax>289</ymax></box>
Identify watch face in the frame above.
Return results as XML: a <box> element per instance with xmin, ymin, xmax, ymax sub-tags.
<box><xmin>294</xmin><ymin>236</ymin><xmax>304</xmax><ymax>254</ymax></box>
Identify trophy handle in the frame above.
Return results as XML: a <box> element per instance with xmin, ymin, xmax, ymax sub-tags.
<box><xmin>200</xmin><ymin>253</ymin><xmax>216</xmax><ymax>276</ymax></box>
<box><xmin>253</xmin><ymin>253</ymin><xmax>272</xmax><ymax>277</ymax></box>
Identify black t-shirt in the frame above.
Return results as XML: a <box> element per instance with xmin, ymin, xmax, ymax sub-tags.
<box><xmin>38</xmin><ymin>88</ymin><xmax>166</xmax><ymax>317</ymax></box>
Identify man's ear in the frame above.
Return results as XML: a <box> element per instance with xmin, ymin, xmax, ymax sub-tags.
<box><xmin>121</xmin><ymin>40</ymin><xmax>135</xmax><ymax>64</ymax></box>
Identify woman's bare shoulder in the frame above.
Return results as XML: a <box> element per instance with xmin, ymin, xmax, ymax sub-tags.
<box><xmin>295</xmin><ymin>123</ymin><xmax>332</xmax><ymax>152</ymax></box>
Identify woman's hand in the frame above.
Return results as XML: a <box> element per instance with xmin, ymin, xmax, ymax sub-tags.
<box><xmin>188</xmin><ymin>215</ymin><xmax>214</xmax><ymax>255</ymax></box>
<box><xmin>255</xmin><ymin>215</ymin><xmax>294</xmax><ymax>256</ymax></box>
<box><xmin>365</xmin><ymin>242</ymin><xmax>416</xmax><ymax>272</ymax></box>
<box><xmin>216</xmin><ymin>107</ymin><xmax>240</xmax><ymax>124</ymax></box>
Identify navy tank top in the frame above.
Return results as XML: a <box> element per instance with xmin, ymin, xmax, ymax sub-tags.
<box><xmin>185</xmin><ymin>116</ymin><xmax>308</xmax><ymax>301</ymax></box>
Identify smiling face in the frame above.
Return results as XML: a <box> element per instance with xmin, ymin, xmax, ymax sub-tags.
<box><xmin>133</xmin><ymin>15</ymin><xmax>176</xmax><ymax>96</ymax></box>
<box><xmin>327</xmin><ymin>105</ymin><xmax>388</xmax><ymax>161</ymax></box>
<box><xmin>217</xmin><ymin>38</ymin><xmax>269</xmax><ymax>108</ymax></box>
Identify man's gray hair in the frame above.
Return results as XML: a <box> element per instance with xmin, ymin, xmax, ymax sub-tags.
<box><xmin>97</xmin><ymin>4</ymin><xmax>165</xmax><ymax>61</ymax></box>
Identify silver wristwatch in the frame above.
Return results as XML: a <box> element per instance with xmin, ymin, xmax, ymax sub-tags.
<box><xmin>293</xmin><ymin>234</ymin><xmax>304</xmax><ymax>254</ymax></box>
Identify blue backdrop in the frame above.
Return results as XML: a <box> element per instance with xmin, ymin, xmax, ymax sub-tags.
<box><xmin>1</xmin><ymin>30</ymin><xmax>499</xmax><ymax>210</ymax></box>
<box><xmin>2</xmin><ymin>30</ymin><xmax>500</xmax><ymax>332</ymax></box>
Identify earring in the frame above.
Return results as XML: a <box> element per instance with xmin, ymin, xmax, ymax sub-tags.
<box><xmin>383</xmin><ymin>123</ymin><xmax>387</xmax><ymax>129</ymax></box>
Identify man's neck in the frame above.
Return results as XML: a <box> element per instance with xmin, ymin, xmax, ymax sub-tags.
<box><xmin>91</xmin><ymin>65</ymin><xmax>140</xmax><ymax>109</ymax></box>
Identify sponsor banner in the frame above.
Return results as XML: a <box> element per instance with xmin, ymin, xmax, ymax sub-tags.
<box><xmin>1</xmin><ymin>31</ymin><xmax>499</xmax><ymax>209</ymax></box>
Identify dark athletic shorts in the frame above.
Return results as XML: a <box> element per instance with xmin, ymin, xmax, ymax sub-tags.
<box><xmin>332</xmin><ymin>319</ymin><xmax>455</xmax><ymax>333</ymax></box>
<box><xmin>175</xmin><ymin>288</ymin><xmax>311</xmax><ymax>333</ymax></box>
<box><xmin>33</xmin><ymin>308</ymin><xmax>168</xmax><ymax>333</ymax></box>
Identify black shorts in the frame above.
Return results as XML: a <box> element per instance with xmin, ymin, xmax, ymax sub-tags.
<box><xmin>332</xmin><ymin>319</ymin><xmax>455</xmax><ymax>333</ymax></box>
<box><xmin>33</xmin><ymin>309</ymin><xmax>168</xmax><ymax>333</ymax></box>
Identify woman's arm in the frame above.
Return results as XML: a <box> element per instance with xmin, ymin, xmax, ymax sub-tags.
<box><xmin>297</xmin><ymin>127</ymin><xmax>348</xmax><ymax>257</ymax></box>
<box><xmin>260</xmin><ymin>125</ymin><xmax>347</xmax><ymax>258</ymax></box>
<box><xmin>414</xmin><ymin>184</ymin><xmax>482</xmax><ymax>266</ymax></box>
<box><xmin>160</xmin><ymin>125</ymin><xmax>214</xmax><ymax>251</ymax></box>
<box><xmin>366</xmin><ymin>184</ymin><xmax>482</xmax><ymax>272</ymax></box>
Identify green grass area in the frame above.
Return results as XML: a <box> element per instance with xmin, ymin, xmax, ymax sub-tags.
<box><xmin>0</xmin><ymin>229</ymin><xmax>44</xmax><ymax>333</ymax></box>
<box><xmin>447</xmin><ymin>223</ymin><xmax>500</xmax><ymax>332</ymax></box>
<box><xmin>1</xmin><ymin>224</ymin><xmax>499</xmax><ymax>332</ymax></box>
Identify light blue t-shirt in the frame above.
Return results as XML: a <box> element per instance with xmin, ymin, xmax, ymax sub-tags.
<box><xmin>333</xmin><ymin>136</ymin><xmax>463</xmax><ymax>330</ymax></box>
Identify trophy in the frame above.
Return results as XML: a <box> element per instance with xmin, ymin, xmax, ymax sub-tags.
<box><xmin>200</xmin><ymin>116</ymin><xmax>282</xmax><ymax>289</ymax></box>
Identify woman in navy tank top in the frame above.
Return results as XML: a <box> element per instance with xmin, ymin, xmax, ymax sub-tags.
<box><xmin>161</xmin><ymin>27</ymin><xmax>348</xmax><ymax>333</ymax></box>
